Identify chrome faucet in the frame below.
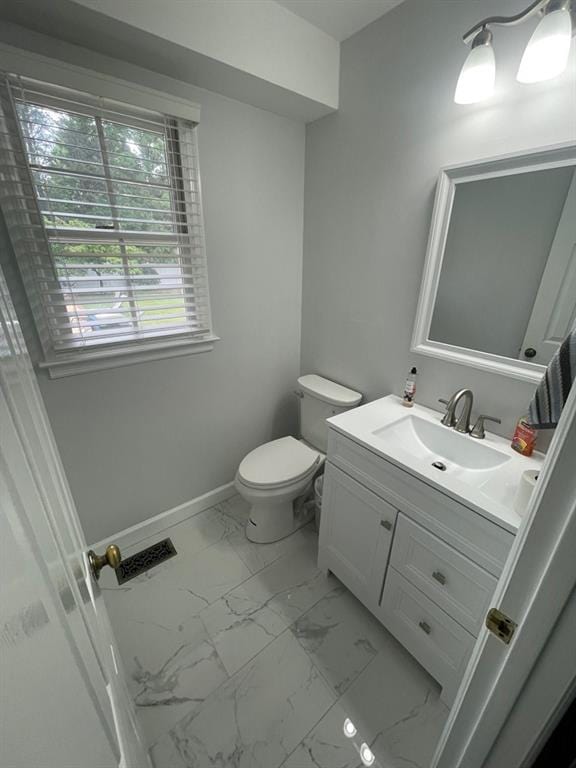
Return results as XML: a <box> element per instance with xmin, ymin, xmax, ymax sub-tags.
<box><xmin>439</xmin><ymin>389</ymin><xmax>474</xmax><ymax>434</ymax></box>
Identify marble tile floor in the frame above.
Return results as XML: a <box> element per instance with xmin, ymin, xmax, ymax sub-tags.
<box><xmin>101</xmin><ymin>493</ymin><xmax>449</xmax><ymax>768</ymax></box>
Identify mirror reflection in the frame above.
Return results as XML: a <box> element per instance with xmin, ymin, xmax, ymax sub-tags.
<box><xmin>429</xmin><ymin>166</ymin><xmax>576</xmax><ymax>366</ymax></box>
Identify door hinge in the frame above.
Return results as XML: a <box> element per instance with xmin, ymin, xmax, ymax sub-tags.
<box><xmin>485</xmin><ymin>607</ymin><xmax>517</xmax><ymax>645</ymax></box>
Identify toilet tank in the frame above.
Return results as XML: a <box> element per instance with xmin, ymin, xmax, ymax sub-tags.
<box><xmin>297</xmin><ymin>375</ymin><xmax>362</xmax><ymax>453</ymax></box>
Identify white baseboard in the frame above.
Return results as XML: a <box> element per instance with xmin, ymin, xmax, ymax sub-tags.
<box><xmin>91</xmin><ymin>481</ymin><xmax>237</xmax><ymax>553</ymax></box>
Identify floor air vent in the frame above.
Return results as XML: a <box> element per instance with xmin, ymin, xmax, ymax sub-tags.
<box><xmin>115</xmin><ymin>538</ymin><xmax>177</xmax><ymax>584</ymax></box>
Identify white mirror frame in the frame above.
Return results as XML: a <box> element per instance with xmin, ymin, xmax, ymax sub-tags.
<box><xmin>412</xmin><ymin>142</ymin><xmax>576</xmax><ymax>384</ymax></box>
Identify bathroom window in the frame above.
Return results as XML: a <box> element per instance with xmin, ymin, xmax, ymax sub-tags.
<box><xmin>0</xmin><ymin>74</ymin><xmax>213</xmax><ymax>376</ymax></box>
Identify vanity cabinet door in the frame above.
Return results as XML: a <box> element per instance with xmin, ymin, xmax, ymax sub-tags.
<box><xmin>319</xmin><ymin>463</ymin><xmax>396</xmax><ymax>609</ymax></box>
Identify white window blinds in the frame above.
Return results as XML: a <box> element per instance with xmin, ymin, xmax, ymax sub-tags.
<box><xmin>0</xmin><ymin>73</ymin><xmax>212</xmax><ymax>369</ymax></box>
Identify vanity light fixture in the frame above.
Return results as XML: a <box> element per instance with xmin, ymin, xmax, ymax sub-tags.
<box><xmin>455</xmin><ymin>0</ymin><xmax>574</xmax><ymax>104</ymax></box>
<box><xmin>455</xmin><ymin>27</ymin><xmax>496</xmax><ymax>104</ymax></box>
<box><xmin>518</xmin><ymin>1</ymin><xmax>573</xmax><ymax>81</ymax></box>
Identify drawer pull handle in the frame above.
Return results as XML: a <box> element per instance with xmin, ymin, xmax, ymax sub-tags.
<box><xmin>419</xmin><ymin>621</ymin><xmax>432</xmax><ymax>635</ymax></box>
<box><xmin>432</xmin><ymin>570</ymin><xmax>446</xmax><ymax>586</ymax></box>
<box><xmin>380</xmin><ymin>520</ymin><xmax>392</xmax><ymax>531</ymax></box>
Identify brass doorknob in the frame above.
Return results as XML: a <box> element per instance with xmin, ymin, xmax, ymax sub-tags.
<box><xmin>88</xmin><ymin>544</ymin><xmax>122</xmax><ymax>580</ymax></box>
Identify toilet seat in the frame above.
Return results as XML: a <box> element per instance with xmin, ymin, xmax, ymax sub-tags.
<box><xmin>237</xmin><ymin>436</ymin><xmax>320</xmax><ymax>490</ymax></box>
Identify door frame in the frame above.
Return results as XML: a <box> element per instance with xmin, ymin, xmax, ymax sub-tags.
<box><xmin>433</xmin><ymin>381</ymin><xmax>576</xmax><ymax>767</ymax></box>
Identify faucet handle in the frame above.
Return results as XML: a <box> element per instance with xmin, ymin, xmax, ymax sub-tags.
<box><xmin>438</xmin><ymin>398</ymin><xmax>456</xmax><ymax>427</ymax></box>
<box><xmin>470</xmin><ymin>414</ymin><xmax>501</xmax><ymax>439</ymax></box>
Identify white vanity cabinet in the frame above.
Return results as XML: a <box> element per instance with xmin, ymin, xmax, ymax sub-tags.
<box><xmin>319</xmin><ymin>427</ymin><xmax>515</xmax><ymax>706</ymax></box>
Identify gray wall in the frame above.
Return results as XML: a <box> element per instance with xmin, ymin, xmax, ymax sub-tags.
<box><xmin>430</xmin><ymin>168</ymin><xmax>574</xmax><ymax>358</ymax></box>
<box><xmin>302</xmin><ymin>0</ymin><xmax>576</xmax><ymax>438</ymax></box>
<box><xmin>0</xmin><ymin>33</ymin><xmax>305</xmax><ymax>544</ymax></box>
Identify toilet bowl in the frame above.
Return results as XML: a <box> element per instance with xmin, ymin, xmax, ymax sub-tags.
<box><xmin>235</xmin><ymin>436</ymin><xmax>323</xmax><ymax>543</ymax></box>
<box><xmin>235</xmin><ymin>375</ymin><xmax>362</xmax><ymax>544</ymax></box>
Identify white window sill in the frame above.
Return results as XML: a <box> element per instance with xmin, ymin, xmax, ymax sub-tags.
<box><xmin>38</xmin><ymin>335</ymin><xmax>220</xmax><ymax>379</ymax></box>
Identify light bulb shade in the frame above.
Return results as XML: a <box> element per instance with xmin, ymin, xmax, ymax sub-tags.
<box><xmin>454</xmin><ymin>42</ymin><xmax>496</xmax><ymax>104</ymax></box>
<box><xmin>517</xmin><ymin>8</ymin><xmax>572</xmax><ymax>83</ymax></box>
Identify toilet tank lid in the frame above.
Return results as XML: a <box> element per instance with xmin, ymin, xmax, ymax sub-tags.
<box><xmin>297</xmin><ymin>375</ymin><xmax>362</xmax><ymax>407</ymax></box>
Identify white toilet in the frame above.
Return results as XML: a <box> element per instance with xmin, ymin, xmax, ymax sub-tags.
<box><xmin>235</xmin><ymin>374</ymin><xmax>362</xmax><ymax>543</ymax></box>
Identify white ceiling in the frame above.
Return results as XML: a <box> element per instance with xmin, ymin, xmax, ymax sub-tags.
<box><xmin>274</xmin><ymin>0</ymin><xmax>405</xmax><ymax>41</ymax></box>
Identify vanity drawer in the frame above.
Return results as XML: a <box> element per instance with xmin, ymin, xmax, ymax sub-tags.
<box><xmin>328</xmin><ymin>429</ymin><xmax>514</xmax><ymax>576</ymax></box>
<box><xmin>379</xmin><ymin>569</ymin><xmax>475</xmax><ymax>704</ymax></box>
<box><xmin>391</xmin><ymin>514</ymin><xmax>497</xmax><ymax>635</ymax></box>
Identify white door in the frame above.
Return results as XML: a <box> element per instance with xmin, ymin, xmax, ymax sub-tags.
<box><xmin>520</xmin><ymin>171</ymin><xmax>576</xmax><ymax>365</ymax></box>
<box><xmin>0</xmin><ymin>266</ymin><xmax>150</xmax><ymax>768</ymax></box>
<box><xmin>432</xmin><ymin>379</ymin><xmax>576</xmax><ymax>767</ymax></box>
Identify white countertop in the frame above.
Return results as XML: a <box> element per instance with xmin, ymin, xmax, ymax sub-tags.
<box><xmin>327</xmin><ymin>395</ymin><xmax>545</xmax><ymax>534</ymax></box>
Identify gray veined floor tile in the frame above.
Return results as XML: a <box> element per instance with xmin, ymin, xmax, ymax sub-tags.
<box><xmin>150</xmin><ymin>732</ymin><xmax>188</xmax><ymax>768</ymax></box>
<box><xmin>228</xmin><ymin>524</ymin><xmax>321</xmax><ymax>576</ymax></box>
<box><xmin>97</xmin><ymin>596</ymin><xmax>229</xmax><ymax>748</ymax></box>
<box><xmin>153</xmin><ymin>630</ymin><xmax>338</xmax><ymax>768</ymax></box>
<box><xmin>130</xmin><ymin>618</ymin><xmax>229</xmax><ymax>748</ymax></box>
<box><xmin>291</xmin><ymin>585</ymin><xmax>390</xmax><ymax>695</ymax></box>
<box><xmin>200</xmin><ymin>538</ymin><xmax>337</xmax><ymax>675</ymax></box>
<box><xmin>282</xmin><ymin>635</ymin><xmax>449</xmax><ymax>768</ymax></box>
<box><xmin>102</xmin><ymin>538</ymin><xmax>252</xmax><ymax>631</ymax></box>
<box><xmin>101</xmin><ymin>537</ymin><xmax>251</xmax><ymax>747</ymax></box>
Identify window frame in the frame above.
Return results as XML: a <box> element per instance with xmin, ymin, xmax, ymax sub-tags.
<box><xmin>0</xmin><ymin>48</ymin><xmax>217</xmax><ymax>378</ymax></box>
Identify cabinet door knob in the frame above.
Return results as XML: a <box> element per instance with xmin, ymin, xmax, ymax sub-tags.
<box><xmin>432</xmin><ymin>570</ymin><xmax>446</xmax><ymax>586</ymax></box>
<box><xmin>419</xmin><ymin>620</ymin><xmax>432</xmax><ymax>635</ymax></box>
<box><xmin>380</xmin><ymin>519</ymin><xmax>392</xmax><ymax>531</ymax></box>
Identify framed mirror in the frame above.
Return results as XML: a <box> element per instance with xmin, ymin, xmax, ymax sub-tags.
<box><xmin>412</xmin><ymin>143</ymin><xmax>576</xmax><ymax>383</ymax></box>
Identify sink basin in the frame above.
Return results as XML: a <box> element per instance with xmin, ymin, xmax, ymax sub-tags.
<box><xmin>372</xmin><ymin>415</ymin><xmax>510</xmax><ymax>471</ymax></box>
<box><xmin>327</xmin><ymin>395</ymin><xmax>544</xmax><ymax>531</ymax></box>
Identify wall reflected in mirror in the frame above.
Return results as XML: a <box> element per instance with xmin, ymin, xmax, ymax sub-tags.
<box><xmin>429</xmin><ymin>166</ymin><xmax>575</xmax><ymax>366</ymax></box>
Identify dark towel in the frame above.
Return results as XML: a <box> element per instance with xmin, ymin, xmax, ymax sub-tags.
<box><xmin>527</xmin><ymin>328</ymin><xmax>576</xmax><ymax>429</ymax></box>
